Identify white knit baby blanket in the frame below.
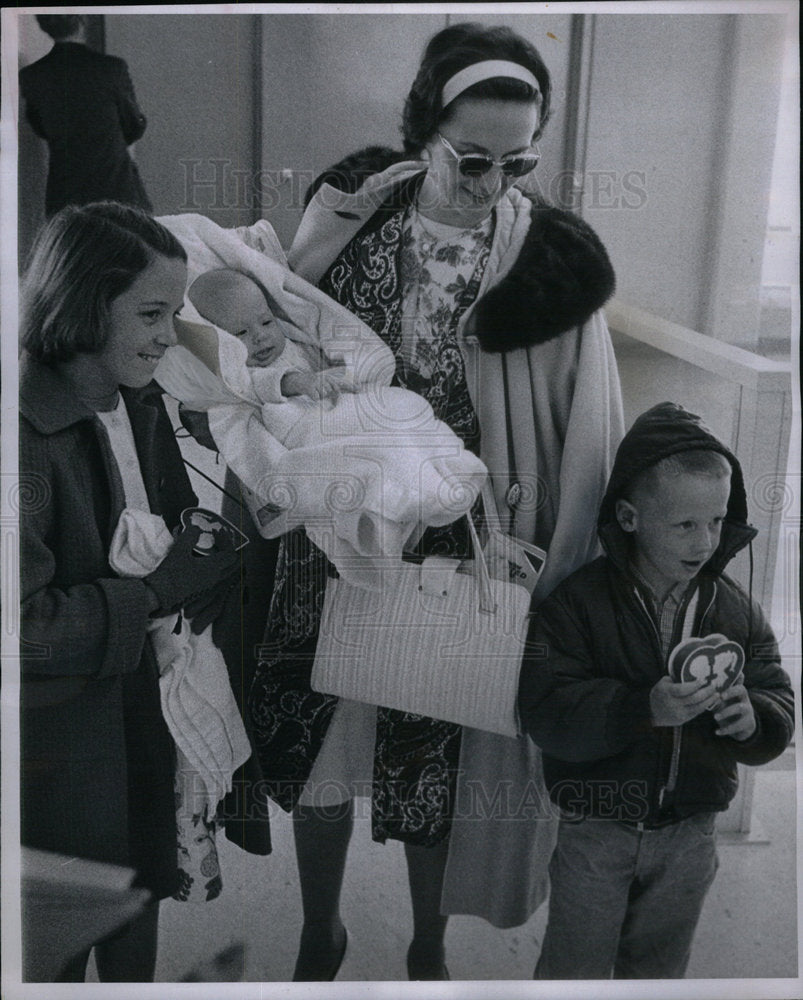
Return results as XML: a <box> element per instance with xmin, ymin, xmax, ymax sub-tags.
<box><xmin>155</xmin><ymin>213</ymin><xmax>488</xmax><ymax>588</ymax></box>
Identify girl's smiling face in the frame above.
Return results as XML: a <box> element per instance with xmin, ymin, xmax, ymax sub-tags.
<box><xmin>418</xmin><ymin>97</ymin><xmax>540</xmax><ymax>226</ymax></box>
<box><xmin>95</xmin><ymin>253</ymin><xmax>187</xmax><ymax>390</ymax></box>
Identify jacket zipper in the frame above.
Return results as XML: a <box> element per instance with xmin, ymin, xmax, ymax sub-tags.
<box><xmin>630</xmin><ymin>590</ymin><xmax>673</xmax><ymax>814</ymax></box>
<box><xmin>660</xmin><ymin>731</ymin><xmax>681</xmax><ymax>809</ymax></box>
<box><xmin>659</xmin><ymin>583</ymin><xmax>717</xmax><ymax>810</ymax></box>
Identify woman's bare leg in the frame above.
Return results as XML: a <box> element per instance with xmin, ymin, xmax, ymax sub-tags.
<box><xmin>292</xmin><ymin>799</ymin><xmax>352</xmax><ymax>981</ymax></box>
<box><xmin>404</xmin><ymin>839</ymin><xmax>450</xmax><ymax>980</ymax></box>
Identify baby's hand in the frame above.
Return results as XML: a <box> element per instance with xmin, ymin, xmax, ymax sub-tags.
<box><xmin>318</xmin><ymin>368</ymin><xmax>358</xmax><ymax>397</ymax></box>
<box><xmin>281</xmin><ymin>368</ymin><xmax>357</xmax><ymax>400</ymax></box>
<box><xmin>712</xmin><ymin>683</ymin><xmax>757</xmax><ymax>741</ymax></box>
<box><xmin>280</xmin><ymin>370</ymin><xmax>319</xmax><ymax>398</ymax></box>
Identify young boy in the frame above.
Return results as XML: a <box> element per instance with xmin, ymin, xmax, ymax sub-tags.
<box><xmin>518</xmin><ymin>401</ymin><xmax>794</xmax><ymax>980</ymax></box>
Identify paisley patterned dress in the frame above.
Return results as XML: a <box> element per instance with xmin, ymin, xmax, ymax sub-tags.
<box><xmin>250</xmin><ymin>200</ymin><xmax>493</xmax><ymax>846</ymax></box>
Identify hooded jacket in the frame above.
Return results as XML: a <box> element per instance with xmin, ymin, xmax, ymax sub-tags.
<box><xmin>518</xmin><ymin>402</ymin><xmax>794</xmax><ymax>825</ymax></box>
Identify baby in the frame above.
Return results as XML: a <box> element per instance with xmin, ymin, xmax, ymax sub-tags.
<box><xmin>189</xmin><ymin>268</ymin><xmax>358</xmax><ymax>404</ymax></box>
<box><xmin>159</xmin><ymin>267</ymin><xmax>488</xmax><ymax>584</ymax></box>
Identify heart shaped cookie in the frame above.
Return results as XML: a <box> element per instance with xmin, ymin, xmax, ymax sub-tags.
<box><xmin>668</xmin><ymin>633</ymin><xmax>744</xmax><ymax>692</ymax></box>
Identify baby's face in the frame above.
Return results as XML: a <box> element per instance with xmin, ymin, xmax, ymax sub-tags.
<box><xmin>210</xmin><ymin>277</ymin><xmax>286</xmax><ymax>367</ymax></box>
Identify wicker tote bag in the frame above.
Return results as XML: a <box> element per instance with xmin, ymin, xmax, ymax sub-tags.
<box><xmin>310</xmin><ymin>487</ymin><xmax>535</xmax><ymax>737</ymax></box>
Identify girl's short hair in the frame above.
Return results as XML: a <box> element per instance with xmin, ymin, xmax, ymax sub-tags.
<box><xmin>402</xmin><ymin>22</ymin><xmax>551</xmax><ymax>154</ymax></box>
<box><xmin>21</xmin><ymin>202</ymin><xmax>187</xmax><ymax>365</ymax></box>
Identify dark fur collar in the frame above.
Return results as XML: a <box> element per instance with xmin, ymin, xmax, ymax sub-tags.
<box><xmin>312</xmin><ymin>146</ymin><xmax>616</xmax><ymax>352</ymax></box>
<box><xmin>471</xmin><ymin>198</ymin><xmax>616</xmax><ymax>352</ymax></box>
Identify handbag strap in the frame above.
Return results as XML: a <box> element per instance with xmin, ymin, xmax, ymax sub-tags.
<box><xmin>480</xmin><ymin>478</ymin><xmax>503</xmax><ymax>534</ymax></box>
<box><xmin>466</xmin><ymin>504</ymin><xmax>496</xmax><ymax>615</ymax></box>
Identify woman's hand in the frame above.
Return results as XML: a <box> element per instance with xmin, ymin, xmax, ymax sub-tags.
<box><xmin>344</xmin><ymin>159</ymin><xmax>428</xmax><ymax>210</ymax></box>
<box><xmin>143</xmin><ymin>524</ymin><xmax>239</xmax><ymax>618</ymax></box>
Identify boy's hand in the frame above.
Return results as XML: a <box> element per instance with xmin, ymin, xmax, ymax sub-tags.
<box><xmin>649</xmin><ymin>676</ymin><xmax>721</xmax><ymax>727</ymax></box>
<box><xmin>712</xmin><ymin>683</ymin><xmax>757</xmax><ymax>741</ymax></box>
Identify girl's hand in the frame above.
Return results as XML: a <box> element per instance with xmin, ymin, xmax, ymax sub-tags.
<box><xmin>144</xmin><ymin>525</ymin><xmax>239</xmax><ymax>617</ymax></box>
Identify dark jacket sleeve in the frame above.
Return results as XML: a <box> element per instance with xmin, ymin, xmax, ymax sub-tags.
<box><xmin>20</xmin><ymin>424</ymin><xmax>154</xmax><ymax>681</ymax></box>
<box><xmin>113</xmin><ymin>58</ymin><xmax>147</xmax><ymax>144</ymax></box>
<box><xmin>23</xmin><ymin>100</ymin><xmax>46</xmax><ymax>138</ymax></box>
<box><xmin>518</xmin><ymin>587</ymin><xmax>654</xmax><ymax>763</ymax></box>
<box><xmin>19</xmin><ymin>68</ymin><xmax>46</xmax><ymax>138</ymax></box>
<box><xmin>723</xmin><ymin>595</ymin><xmax>795</xmax><ymax>766</ymax></box>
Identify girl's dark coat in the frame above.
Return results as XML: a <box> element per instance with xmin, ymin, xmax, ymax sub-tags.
<box><xmin>19</xmin><ymin>355</ymin><xmax>192</xmax><ymax>896</ymax></box>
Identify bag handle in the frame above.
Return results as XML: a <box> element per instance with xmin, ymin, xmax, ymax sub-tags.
<box><xmin>480</xmin><ymin>478</ymin><xmax>503</xmax><ymax>535</ymax></box>
<box><xmin>467</xmin><ymin>495</ymin><xmax>496</xmax><ymax>615</ymax></box>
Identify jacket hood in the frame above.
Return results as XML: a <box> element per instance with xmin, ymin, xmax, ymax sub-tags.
<box><xmin>597</xmin><ymin>401</ymin><xmax>757</xmax><ymax>576</ymax></box>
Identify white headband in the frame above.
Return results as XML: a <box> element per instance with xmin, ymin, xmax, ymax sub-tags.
<box><xmin>441</xmin><ymin>60</ymin><xmax>540</xmax><ymax>108</ymax></box>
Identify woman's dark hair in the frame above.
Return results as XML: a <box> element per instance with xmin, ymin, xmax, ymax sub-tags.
<box><xmin>21</xmin><ymin>202</ymin><xmax>187</xmax><ymax>365</ymax></box>
<box><xmin>36</xmin><ymin>14</ymin><xmax>84</xmax><ymax>40</ymax></box>
<box><xmin>402</xmin><ymin>22</ymin><xmax>551</xmax><ymax>154</ymax></box>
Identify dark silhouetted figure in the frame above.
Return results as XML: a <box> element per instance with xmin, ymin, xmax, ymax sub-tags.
<box><xmin>20</xmin><ymin>14</ymin><xmax>152</xmax><ymax>215</ymax></box>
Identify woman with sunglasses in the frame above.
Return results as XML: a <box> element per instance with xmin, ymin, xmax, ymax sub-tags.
<box><xmin>251</xmin><ymin>22</ymin><xmax>624</xmax><ymax>981</ymax></box>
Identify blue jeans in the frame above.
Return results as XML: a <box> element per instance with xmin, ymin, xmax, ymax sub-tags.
<box><xmin>535</xmin><ymin>813</ymin><xmax>719</xmax><ymax>979</ymax></box>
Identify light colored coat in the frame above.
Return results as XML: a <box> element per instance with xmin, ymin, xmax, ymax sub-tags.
<box><xmin>290</xmin><ymin>163</ymin><xmax>625</xmax><ymax>926</ymax></box>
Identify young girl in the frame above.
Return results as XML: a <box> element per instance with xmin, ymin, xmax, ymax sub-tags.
<box><xmin>19</xmin><ymin>202</ymin><xmax>239</xmax><ymax>981</ymax></box>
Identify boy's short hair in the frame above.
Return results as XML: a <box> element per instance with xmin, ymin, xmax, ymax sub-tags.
<box><xmin>628</xmin><ymin>449</ymin><xmax>732</xmax><ymax>503</ymax></box>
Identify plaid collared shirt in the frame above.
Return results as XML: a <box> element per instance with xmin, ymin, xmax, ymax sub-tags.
<box><xmin>630</xmin><ymin>567</ymin><xmax>699</xmax><ymax>660</ymax></box>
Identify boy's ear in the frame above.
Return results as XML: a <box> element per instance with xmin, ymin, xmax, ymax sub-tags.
<box><xmin>615</xmin><ymin>498</ymin><xmax>638</xmax><ymax>533</ymax></box>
